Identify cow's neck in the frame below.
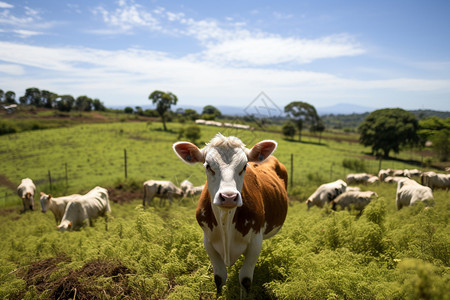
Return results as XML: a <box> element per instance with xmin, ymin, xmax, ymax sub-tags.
<box><xmin>212</xmin><ymin>205</ymin><xmax>237</xmax><ymax>267</ymax></box>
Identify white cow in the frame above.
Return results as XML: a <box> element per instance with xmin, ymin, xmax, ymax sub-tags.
<box><xmin>306</xmin><ymin>179</ymin><xmax>347</xmax><ymax>209</ymax></box>
<box><xmin>17</xmin><ymin>178</ymin><xmax>36</xmax><ymax>212</ymax></box>
<box><xmin>421</xmin><ymin>172</ymin><xmax>450</xmax><ymax>191</ymax></box>
<box><xmin>384</xmin><ymin>176</ymin><xmax>407</xmax><ymax>184</ymax></box>
<box><xmin>396</xmin><ymin>178</ymin><xmax>434</xmax><ymax>210</ymax></box>
<box><xmin>40</xmin><ymin>192</ymin><xmax>83</xmax><ymax>224</ymax></box>
<box><xmin>58</xmin><ymin>186</ymin><xmax>111</xmax><ymax>232</ymax></box>
<box><xmin>331</xmin><ymin>191</ymin><xmax>378</xmax><ymax>212</ymax></box>
<box><xmin>143</xmin><ymin>180</ymin><xmax>184</xmax><ymax>206</ymax></box>
<box><xmin>180</xmin><ymin>179</ymin><xmax>194</xmax><ymax>192</ymax></box>
<box><xmin>345</xmin><ymin>173</ymin><xmax>373</xmax><ymax>185</ymax></box>
<box><xmin>378</xmin><ymin>169</ymin><xmax>392</xmax><ymax>182</ymax></box>
<box><xmin>186</xmin><ymin>185</ymin><xmax>204</xmax><ymax>197</ymax></box>
<box><xmin>180</xmin><ymin>179</ymin><xmax>204</xmax><ymax>197</ymax></box>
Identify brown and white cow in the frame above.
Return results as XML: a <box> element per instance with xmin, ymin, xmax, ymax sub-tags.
<box><xmin>173</xmin><ymin>134</ymin><xmax>288</xmax><ymax>294</ymax></box>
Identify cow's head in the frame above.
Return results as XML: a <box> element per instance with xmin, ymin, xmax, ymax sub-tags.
<box><xmin>173</xmin><ymin>134</ymin><xmax>277</xmax><ymax>209</ymax></box>
<box><xmin>40</xmin><ymin>192</ymin><xmax>51</xmax><ymax>213</ymax></box>
<box><xmin>57</xmin><ymin>221</ymin><xmax>72</xmax><ymax>232</ymax></box>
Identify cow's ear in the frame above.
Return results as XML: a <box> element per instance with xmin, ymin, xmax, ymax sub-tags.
<box><xmin>40</xmin><ymin>192</ymin><xmax>45</xmax><ymax>196</ymax></box>
<box><xmin>68</xmin><ymin>222</ymin><xmax>72</xmax><ymax>228</ymax></box>
<box><xmin>246</xmin><ymin>140</ymin><xmax>277</xmax><ymax>162</ymax></box>
<box><xmin>173</xmin><ymin>142</ymin><xmax>204</xmax><ymax>164</ymax></box>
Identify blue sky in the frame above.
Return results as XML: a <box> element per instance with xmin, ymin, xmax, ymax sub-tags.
<box><xmin>0</xmin><ymin>0</ymin><xmax>449</xmax><ymax>111</ymax></box>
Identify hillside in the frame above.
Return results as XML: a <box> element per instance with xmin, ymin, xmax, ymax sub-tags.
<box><xmin>321</xmin><ymin>109</ymin><xmax>450</xmax><ymax>131</ymax></box>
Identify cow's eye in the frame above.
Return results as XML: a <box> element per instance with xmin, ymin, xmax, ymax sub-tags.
<box><xmin>239</xmin><ymin>164</ymin><xmax>247</xmax><ymax>176</ymax></box>
<box><xmin>206</xmin><ymin>164</ymin><xmax>215</xmax><ymax>175</ymax></box>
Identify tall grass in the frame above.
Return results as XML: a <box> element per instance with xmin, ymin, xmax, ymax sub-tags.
<box><xmin>0</xmin><ymin>188</ymin><xmax>448</xmax><ymax>299</ymax></box>
<box><xmin>0</xmin><ymin>120</ymin><xmax>448</xmax><ymax>298</ymax></box>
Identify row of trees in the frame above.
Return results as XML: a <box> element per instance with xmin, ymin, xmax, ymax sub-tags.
<box><xmin>0</xmin><ymin>88</ymin><xmax>106</xmax><ymax>112</ymax></box>
<box><xmin>358</xmin><ymin>108</ymin><xmax>449</xmax><ymax>161</ymax></box>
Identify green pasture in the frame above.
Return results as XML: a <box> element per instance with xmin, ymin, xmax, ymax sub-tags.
<box><xmin>0</xmin><ymin>120</ymin><xmax>430</xmax><ymax>207</ymax></box>
<box><xmin>0</xmin><ymin>120</ymin><xmax>448</xmax><ymax>299</ymax></box>
<box><xmin>0</xmin><ymin>188</ymin><xmax>448</xmax><ymax>299</ymax></box>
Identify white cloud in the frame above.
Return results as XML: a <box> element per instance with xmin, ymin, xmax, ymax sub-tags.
<box><xmin>202</xmin><ymin>34</ymin><xmax>364</xmax><ymax>66</ymax></box>
<box><xmin>92</xmin><ymin>1</ymin><xmax>161</xmax><ymax>32</ymax></box>
<box><xmin>13</xmin><ymin>29</ymin><xmax>43</xmax><ymax>38</ymax></box>
<box><xmin>90</xmin><ymin>2</ymin><xmax>364</xmax><ymax>67</ymax></box>
<box><xmin>0</xmin><ymin>1</ymin><xmax>12</xmax><ymax>9</ymax></box>
<box><xmin>0</xmin><ymin>63</ymin><xmax>24</xmax><ymax>75</ymax></box>
<box><xmin>0</xmin><ymin>41</ymin><xmax>448</xmax><ymax>108</ymax></box>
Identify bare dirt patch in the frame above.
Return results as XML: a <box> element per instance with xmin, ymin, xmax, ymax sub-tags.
<box><xmin>13</xmin><ymin>254</ymin><xmax>141</xmax><ymax>299</ymax></box>
<box><xmin>0</xmin><ymin>174</ymin><xmax>17</xmax><ymax>190</ymax></box>
<box><xmin>107</xmin><ymin>186</ymin><xmax>143</xmax><ymax>204</ymax></box>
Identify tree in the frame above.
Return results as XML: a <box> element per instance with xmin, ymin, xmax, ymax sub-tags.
<box><xmin>312</xmin><ymin>120</ymin><xmax>326</xmax><ymax>144</ymax></box>
<box><xmin>20</xmin><ymin>87</ymin><xmax>42</xmax><ymax>106</ymax></box>
<box><xmin>124</xmin><ymin>107</ymin><xmax>134</xmax><ymax>114</ymax></box>
<box><xmin>56</xmin><ymin>95</ymin><xmax>75</xmax><ymax>112</ymax></box>
<box><xmin>184</xmin><ymin>109</ymin><xmax>199</xmax><ymax>121</ymax></box>
<box><xmin>419</xmin><ymin>117</ymin><xmax>450</xmax><ymax>162</ymax></box>
<box><xmin>202</xmin><ymin>105</ymin><xmax>222</xmax><ymax>119</ymax></box>
<box><xmin>284</xmin><ymin>101</ymin><xmax>320</xmax><ymax>141</ymax></box>
<box><xmin>185</xmin><ymin>125</ymin><xmax>201</xmax><ymax>144</ymax></box>
<box><xmin>92</xmin><ymin>99</ymin><xmax>106</xmax><ymax>111</ymax></box>
<box><xmin>358</xmin><ymin>108</ymin><xmax>419</xmax><ymax>158</ymax></box>
<box><xmin>5</xmin><ymin>91</ymin><xmax>16</xmax><ymax>104</ymax></box>
<box><xmin>75</xmin><ymin>96</ymin><xmax>93</xmax><ymax>111</ymax></box>
<box><xmin>41</xmin><ymin>90</ymin><xmax>58</xmax><ymax>108</ymax></box>
<box><xmin>282</xmin><ymin>121</ymin><xmax>296</xmax><ymax>140</ymax></box>
<box><xmin>149</xmin><ymin>90</ymin><xmax>178</xmax><ymax>131</ymax></box>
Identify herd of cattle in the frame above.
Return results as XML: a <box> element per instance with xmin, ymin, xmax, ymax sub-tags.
<box><xmin>16</xmin><ymin>168</ymin><xmax>449</xmax><ymax>232</ymax></box>
<box><xmin>306</xmin><ymin>168</ymin><xmax>449</xmax><ymax>213</ymax></box>
<box><xmin>12</xmin><ymin>132</ymin><xmax>450</xmax><ymax>296</ymax></box>
<box><xmin>16</xmin><ymin>177</ymin><xmax>205</xmax><ymax>231</ymax></box>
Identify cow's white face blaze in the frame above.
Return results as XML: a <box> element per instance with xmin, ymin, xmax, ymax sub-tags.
<box><xmin>204</xmin><ymin>144</ymin><xmax>247</xmax><ymax>208</ymax></box>
<box><xmin>173</xmin><ymin>134</ymin><xmax>277</xmax><ymax>209</ymax></box>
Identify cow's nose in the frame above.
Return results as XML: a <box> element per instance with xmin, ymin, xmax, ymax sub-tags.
<box><xmin>219</xmin><ymin>192</ymin><xmax>238</xmax><ymax>208</ymax></box>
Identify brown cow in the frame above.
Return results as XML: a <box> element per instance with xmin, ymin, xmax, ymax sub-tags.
<box><xmin>173</xmin><ymin>134</ymin><xmax>288</xmax><ymax>295</ymax></box>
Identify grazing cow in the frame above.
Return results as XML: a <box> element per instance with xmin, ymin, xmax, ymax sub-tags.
<box><xmin>180</xmin><ymin>179</ymin><xmax>194</xmax><ymax>192</ymax></box>
<box><xmin>40</xmin><ymin>192</ymin><xmax>83</xmax><ymax>224</ymax></box>
<box><xmin>306</xmin><ymin>179</ymin><xmax>347</xmax><ymax>209</ymax></box>
<box><xmin>378</xmin><ymin>169</ymin><xmax>392</xmax><ymax>182</ymax></box>
<box><xmin>186</xmin><ymin>185</ymin><xmax>205</xmax><ymax>197</ymax></box>
<box><xmin>331</xmin><ymin>191</ymin><xmax>378</xmax><ymax>212</ymax></box>
<box><xmin>396</xmin><ymin>178</ymin><xmax>434</xmax><ymax>210</ymax></box>
<box><xmin>346</xmin><ymin>186</ymin><xmax>361</xmax><ymax>192</ymax></box>
<box><xmin>421</xmin><ymin>172</ymin><xmax>450</xmax><ymax>191</ymax></box>
<box><xmin>180</xmin><ymin>180</ymin><xmax>204</xmax><ymax>196</ymax></box>
<box><xmin>367</xmin><ymin>176</ymin><xmax>380</xmax><ymax>184</ymax></box>
<box><xmin>384</xmin><ymin>176</ymin><xmax>407</xmax><ymax>184</ymax></box>
<box><xmin>173</xmin><ymin>134</ymin><xmax>288</xmax><ymax>294</ymax></box>
<box><xmin>17</xmin><ymin>178</ymin><xmax>36</xmax><ymax>212</ymax></box>
<box><xmin>345</xmin><ymin>173</ymin><xmax>374</xmax><ymax>185</ymax></box>
<box><xmin>143</xmin><ymin>180</ymin><xmax>184</xmax><ymax>206</ymax></box>
<box><xmin>58</xmin><ymin>186</ymin><xmax>111</xmax><ymax>232</ymax></box>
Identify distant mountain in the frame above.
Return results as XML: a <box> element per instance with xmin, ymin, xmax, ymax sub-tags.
<box><xmin>316</xmin><ymin>103</ymin><xmax>375</xmax><ymax>115</ymax></box>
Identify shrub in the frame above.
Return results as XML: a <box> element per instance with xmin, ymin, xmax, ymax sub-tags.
<box><xmin>342</xmin><ymin>158</ymin><xmax>367</xmax><ymax>172</ymax></box>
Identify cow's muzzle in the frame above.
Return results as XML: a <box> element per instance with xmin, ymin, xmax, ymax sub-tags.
<box><xmin>213</xmin><ymin>191</ymin><xmax>243</xmax><ymax>208</ymax></box>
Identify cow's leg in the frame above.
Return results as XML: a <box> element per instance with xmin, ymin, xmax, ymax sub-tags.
<box><xmin>203</xmin><ymin>235</ymin><xmax>227</xmax><ymax>294</ymax></box>
<box><xmin>239</xmin><ymin>233</ymin><xmax>263</xmax><ymax>295</ymax></box>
